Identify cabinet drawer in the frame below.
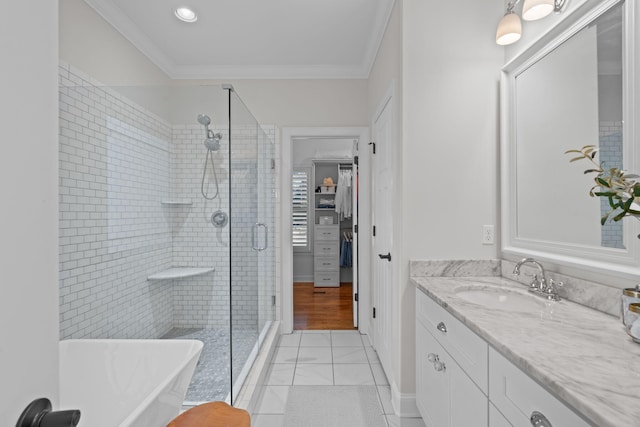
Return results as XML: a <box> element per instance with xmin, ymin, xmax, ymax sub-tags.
<box><xmin>314</xmin><ymin>242</ymin><xmax>339</xmax><ymax>256</ymax></box>
<box><xmin>416</xmin><ymin>289</ymin><xmax>488</xmax><ymax>394</ymax></box>
<box><xmin>314</xmin><ymin>271</ymin><xmax>339</xmax><ymax>287</ymax></box>
<box><xmin>315</xmin><ymin>225</ymin><xmax>339</xmax><ymax>241</ymax></box>
<box><xmin>489</xmin><ymin>347</ymin><xmax>591</xmax><ymax>427</ymax></box>
<box><xmin>315</xmin><ymin>257</ymin><xmax>339</xmax><ymax>271</ymax></box>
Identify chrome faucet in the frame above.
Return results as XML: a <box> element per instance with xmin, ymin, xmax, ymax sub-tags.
<box><xmin>513</xmin><ymin>258</ymin><xmax>562</xmax><ymax>301</ymax></box>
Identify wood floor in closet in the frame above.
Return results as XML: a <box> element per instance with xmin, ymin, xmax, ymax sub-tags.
<box><xmin>293</xmin><ymin>282</ymin><xmax>356</xmax><ymax>330</ymax></box>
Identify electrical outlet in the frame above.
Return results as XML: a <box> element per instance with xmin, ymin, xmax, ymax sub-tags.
<box><xmin>482</xmin><ymin>225</ymin><xmax>495</xmax><ymax>245</ymax></box>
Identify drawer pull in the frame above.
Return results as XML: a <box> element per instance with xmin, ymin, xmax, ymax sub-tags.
<box><xmin>436</xmin><ymin>322</ymin><xmax>447</xmax><ymax>333</ymax></box>
<box><xmin>530</xmin><ymin>411</ymin><xmax>552</xmax><ymax>427</ymax></box>
<box><xmin>426</xmin><ymin>353</ymin><xmax>446</xmax><ymax>372</ymax></box>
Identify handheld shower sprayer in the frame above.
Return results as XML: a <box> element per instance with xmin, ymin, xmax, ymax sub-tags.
<box><xmin>198</xmin><ymin>114</ymin><xmax>221</xmax><ymax>200</ymax></box>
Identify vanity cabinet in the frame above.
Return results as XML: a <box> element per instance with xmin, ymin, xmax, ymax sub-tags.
<box><xmin>416</xmin><ymin>289</ymin><xmax>593</xmax><ymax>427</ymax></box>
<box><xmin>416</xmin><ymin>291</ymin><xmax>488</xmax><ymax>427</ymax></box>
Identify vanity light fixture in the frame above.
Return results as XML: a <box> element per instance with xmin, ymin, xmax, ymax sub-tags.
<box><xmin>175</xmin><ymin>6</ymin><xmax>198</xmax><ymax>23</ymax></box>
<box><xmin>496</xmin><ymin>0</ymin><xmax>568</xmax><ymax>45</ymax></box>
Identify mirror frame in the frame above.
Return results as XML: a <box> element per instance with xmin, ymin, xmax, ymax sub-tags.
<box><xmin>500</xmin><ymin>0</ymin><xmax>640</xmax><ymax>281</ymax></box>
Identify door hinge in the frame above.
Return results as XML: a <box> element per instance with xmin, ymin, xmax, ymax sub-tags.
<box><xmin>373</xmin><ymin>307</ymin><xmax>377</xmax><ymax>319</ymax></box>
<box><xmin>368</xmin><ymin>141</ymin><xmax>376</xmax><ymax>154</ymax></box>
<box><xmin>354</xmin><ymin>155</ymin><xmax>359</xmax><ymax>165</ymax></box>
<box><xmin>354</xmin><ymin>224</ymin><xmax>358</xmax><ymax>233</ymax></box>
<box><xmin>354</xmin><ymin>293</ymin><xmax>358</xmax><ymax>302</ymax></box>
<box><xmin>373</xmin><ymin>225</ymin><xmax>376</xmax><ymax>237</ymax></box>
<box><xmin>272</xmin><ymin>295</ymin><xmax>276</xmax><ymax>305</ymax></box>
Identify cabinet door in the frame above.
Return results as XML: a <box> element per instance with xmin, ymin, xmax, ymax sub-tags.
<box><xmin>490</xmin><ymin>403</ymin><xmax>513</xmax><ymax>427</ymax></box>
<box><xmin>416</xmin><ymin>320</ymin><xmax>488</xmax><ymax>427</ymax></box>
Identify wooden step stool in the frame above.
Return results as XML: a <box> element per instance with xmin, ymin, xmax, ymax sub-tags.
<box><xmin>167</xmin><ymin>401</ymin><xmax>250</xmax><ymax>427</ymax></box>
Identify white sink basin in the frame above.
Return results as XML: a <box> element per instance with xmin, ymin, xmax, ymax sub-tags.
<box><xmin>454</xmin><ymin>285</ymin><xmax>548</xmax><ymax>311</ymax></box>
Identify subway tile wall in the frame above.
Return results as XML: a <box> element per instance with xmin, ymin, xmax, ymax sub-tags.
<box><xmin>599</xmin><ymin>121</ymin><xmax>623</xmax><ymax>249</ymax></box>
<box><xmin>59</xmin><ymin>62</ymin><xmax>277</xmax><ymax>339</ymax></box>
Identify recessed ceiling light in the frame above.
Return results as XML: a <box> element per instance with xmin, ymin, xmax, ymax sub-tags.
<box><xmin>175</xmin><ymin>7</ymin><xmax>197</xmax><ymax>23</ymax></box>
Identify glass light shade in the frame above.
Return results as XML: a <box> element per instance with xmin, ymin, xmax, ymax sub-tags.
<box><xmin>496</xmin><ymin>13</ymin><xmax>522</xmax><ymax>45</ymax></box>
<box><xmin>175</xmin><ymin>7</ymin><xmax>197</xmax><ymax>23</ymax></box>
<box><xmin>522</xmin><ymin>0</ymin><xmax>554</xmax><ymax>21</ymax></box>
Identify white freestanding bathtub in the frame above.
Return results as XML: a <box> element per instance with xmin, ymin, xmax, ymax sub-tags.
<box><xmin>59</xmin><ymin>339</ymin><xmax>203</xmax><ymax>427</ymax></box>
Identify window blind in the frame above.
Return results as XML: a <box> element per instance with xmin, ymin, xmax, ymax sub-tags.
<box><xmin>292</xmin><ymin>169</ymin><xmax>310</xmax><ymax>248</ymax></box>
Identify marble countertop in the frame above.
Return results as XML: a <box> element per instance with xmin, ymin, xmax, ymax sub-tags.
<box><xmin>413</xmin><ymin>276</ymin><xmax>640</xmax><ymax>427</ymax></box>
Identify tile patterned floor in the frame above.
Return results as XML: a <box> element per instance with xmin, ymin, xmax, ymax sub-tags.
<box><xmin>252</xmin><ymin>330</ymin><xmax>426</xmax><ymax>427</ymax></box>
<box><xmin>162</xmin><ymin>327</ymin><xmax>256</xmax><ymax>403</ymax></box>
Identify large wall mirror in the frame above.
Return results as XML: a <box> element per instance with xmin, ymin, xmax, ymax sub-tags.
<box><xmin>501</xmin><ymin>0</ymin><xmax>640</xmax><ymax>281</ymax></box>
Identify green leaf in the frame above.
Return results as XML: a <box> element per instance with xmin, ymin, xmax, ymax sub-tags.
<box><xmin>613</xmin><ymin>210</ymin><xmax>627</xmax><ymax>222</ymax></box>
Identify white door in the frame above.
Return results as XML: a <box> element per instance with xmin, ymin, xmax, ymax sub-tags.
<box><xmin>371</xmin><ymin>94</ymin><xmax>393</xmax><ymax>375</ymax></box>
<box><xmin>352</xmin><ymin>157</ymin><xmax>359</xmax><ymax>328</ymax></box>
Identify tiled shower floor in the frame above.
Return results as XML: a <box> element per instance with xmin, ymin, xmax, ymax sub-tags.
<box><xmin>162</xmin><ymin>327</ymin><xmax>257</xmax><ymax>403</ymax></box>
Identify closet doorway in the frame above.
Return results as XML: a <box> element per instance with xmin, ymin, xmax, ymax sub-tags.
<box><xmin>281</xmin><ymin>127</ymin><xmax>370</xmax><ymax>334</ymax></box>
<box><xmin>293</xmin><ymin>141</ymin><xmax>357</xmax><ymax>330</ymax></box>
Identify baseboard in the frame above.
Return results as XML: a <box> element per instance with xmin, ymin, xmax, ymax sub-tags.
<box><xmin>293</xmin><ymin>275</ymin><xmax>314</xmax><ymax>283</ymax></box>
<box><xmin>390</xmin><ymin>379</ymin><xmax>420</xmax><ymax>418</ymax></box>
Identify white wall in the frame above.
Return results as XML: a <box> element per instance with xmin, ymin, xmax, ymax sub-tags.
<box><xmin>171</xmin><ymin>79</ymin><xmax>369</xmax><ymax>129</ymax></box>
<box><xmin>0</xmin><ymin>2</ymin><xmax>60</xmax><ymax>424</ymax></box>
<box><xmin>398</xmin><ymin>0</ymin><xmax>504</xmax><ymax>409</ymax></box>
<box><xmin>59</xmin><ymin>0</ymin><xmax>171</xmax><ymax>87</ymax></box>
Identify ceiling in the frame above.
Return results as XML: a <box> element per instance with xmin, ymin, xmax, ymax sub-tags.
<box><xmin>84</xmin><ymin>0</ymin><xmax>396</xmax><ymax>79</ymax></box>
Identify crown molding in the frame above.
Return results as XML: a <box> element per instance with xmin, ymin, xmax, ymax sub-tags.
<box><xmin>83</xmin><ymin>0</ymin><xmax>389</xmax><ymax>80</ymax></box>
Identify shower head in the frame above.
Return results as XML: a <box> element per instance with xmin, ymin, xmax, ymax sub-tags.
<box><xmin>198</xmin><ymin>114</ymin><xmax>222</xmax><ymax>151</ymax></box>
<box><xmin>197</xmin><ymin>114</ymin><xmax>211</xmax><ymax>127</ymax></box>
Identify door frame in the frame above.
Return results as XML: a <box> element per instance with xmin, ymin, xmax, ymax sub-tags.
<box><xmin>281</xmin><ymin>126</ymin><xmax>371</xmax><ymax>334</ymax></box>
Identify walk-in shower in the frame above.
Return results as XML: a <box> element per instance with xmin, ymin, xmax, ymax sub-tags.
<box><xmin>58</xmin><ymin>65</ymin><xmax>276</xmax><ymax>407</ymax></box>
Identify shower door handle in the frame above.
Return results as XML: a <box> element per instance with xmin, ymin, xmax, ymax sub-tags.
<box><xmin>252</xmin><ymin>223</ymin><xmax>268</xmax><ymax>251</ymax></box>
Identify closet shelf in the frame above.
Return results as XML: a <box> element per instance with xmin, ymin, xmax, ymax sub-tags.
<box><xmin>161</xmin><ymin>200</ymin><xmax>193</xmax><ymax>206</ymax></box>
<box><xmin>148</xmin><ymin>267</ymin><xmax>215</xmax><ymax>281</ymax></box>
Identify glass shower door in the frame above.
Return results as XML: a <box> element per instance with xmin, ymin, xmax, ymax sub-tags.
<box><xmin>228</xmin><ymin>87</ymin><xmax>263</xmax><ymax>403</ymax></box>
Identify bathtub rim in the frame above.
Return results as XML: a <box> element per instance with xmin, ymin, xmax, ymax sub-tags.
<box><xmin>59</xmin><ymin>338</ymin><xmax>204</xmax><ymax>427</ymax></box>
